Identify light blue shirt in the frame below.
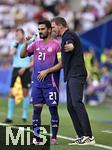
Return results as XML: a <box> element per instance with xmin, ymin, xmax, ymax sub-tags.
<box><xmin>12</xmin><ymin>43</ymin><xmax>31</xmax><ymax>68</ymax></box>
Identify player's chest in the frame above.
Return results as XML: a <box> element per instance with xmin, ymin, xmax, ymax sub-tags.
<box><xmin>34</xmin><ymin>45</ymin><xmax>55</xmax><ymax>61</ymax></box>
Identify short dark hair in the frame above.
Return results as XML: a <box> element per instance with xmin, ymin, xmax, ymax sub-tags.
<box><xmin>51</xmin><ymin>17</ymin><xmax>67</xmax><ymax>27</ymax></box>
<box><xmin>38</xmin><ymin>20</ymin><xmax>51</xmax><ymax>29</ymax></box>
<box><xmin>16</xmin><ymin>28</ymin><xmax>24</xmax><ymax>35</ymax></box>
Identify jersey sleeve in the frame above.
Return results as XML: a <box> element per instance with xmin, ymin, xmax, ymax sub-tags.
<box><xmin>55</xmin><ymin>41</ymin><xmax>61</xmax><ymax>53</ymax></box>
<box><xmin>27</xmin><ymin>42</ymin><xmax>36</xmax><ymax>54</ymax></box>
<box><xmin>55</xmin><ymin>41</ymin><xmax>61</xmax><ymax>60</ymax></box>
<box><xmin>57</xmin><ymin>52</ymin><xmax>61</xmax><ymax>60</ymax></box>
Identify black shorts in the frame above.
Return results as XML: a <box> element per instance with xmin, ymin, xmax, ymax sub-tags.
<box><xmin>10</xmin><ymin>68</ymin><xmax>31</xmax><ymax>89</ymax></box>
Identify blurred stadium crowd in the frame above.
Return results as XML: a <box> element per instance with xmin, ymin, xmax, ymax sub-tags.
<box><xmin>0</xmin><ymin>0</ymin><xmax>112</xmax><ymax>54</ymax></box>
<box><xmin>0</xmin><ymin>0</ymin><xmax>112</xmax><ymax>105</ymax></box>
<box><xmin>84</xmin><ymin>48</ymin><xmax>112</xmax><ymax>105</ymax></box>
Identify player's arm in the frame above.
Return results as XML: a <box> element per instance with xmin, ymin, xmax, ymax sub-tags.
<box><xmin>48</xmin><ymin>58</ymin><xmax>62</xmax><ymax>73</ymax></box>
<box><xmin>38</xmin><ymin>52</ymin><xmax>62</xmax><ymax>81</ymax></box>
<box><xmin>20</xmin><ymin>41</ymin><xmax>29</xmax><ymax>58</ymax></box>
<box><xmin>26</xmin><ymin>56</ymin><xmax>34</xmax><ymax>69</ymax></box>
<box><xmin>20</xmin><ymin>36</ymin><xmax>36</xmax><ymax>58</ymax></box>
<box><xmin>48</xmin><ymin>52</ymin><xmax>62</xmax><ymax>73</ymax></box>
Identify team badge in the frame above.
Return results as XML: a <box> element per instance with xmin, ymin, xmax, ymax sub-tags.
<box><xmin>47</xmin><ymin>47</ymin><xmax>53</xmax><ymax>52</ymax></box>
<box><xmin>36</xmin><ymin>47</ymin><xmax>40</xmax><ymax>51</ymax></box>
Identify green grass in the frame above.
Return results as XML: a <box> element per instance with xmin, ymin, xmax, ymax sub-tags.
<box><xmin>0</xmin><ymin>99</ymin><xmax>112</xmax><ymax>150</ymax></box>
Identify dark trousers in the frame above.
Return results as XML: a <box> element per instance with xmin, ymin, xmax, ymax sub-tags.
<box><xmin>66</xmin><ymin>78</ymin><xmax>92</xmax><ymax>137</ymax></box>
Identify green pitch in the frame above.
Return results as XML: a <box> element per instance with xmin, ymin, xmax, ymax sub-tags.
<box><xmin>0</xmin><ymin>99</ymin><xmax>112</xmax><ymax>150</ymax></box>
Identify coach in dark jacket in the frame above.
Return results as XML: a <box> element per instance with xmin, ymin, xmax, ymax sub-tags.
<box><xmin>51</xmin><ymin>17</ymin><xmax>95</xmax><ymax>145</ymax></box>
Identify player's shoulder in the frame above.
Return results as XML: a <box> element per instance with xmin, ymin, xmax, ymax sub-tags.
<box><xmin>33</xmin><ymin>39</ymin><xmax>43</xmax><ymax>46</ymax></box>
<box><xmin>35</xmin><ymin>39</ymin><xmax>43</xmax><ymax>43</ymax></box>
<box><xmin>52</xmin><ymin>39</ymin><xmax>60</xmax><ymax>45</ymax></box>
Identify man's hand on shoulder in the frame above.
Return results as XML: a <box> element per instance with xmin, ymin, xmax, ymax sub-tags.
<box><xmin>64</xmin><ymin>42</ymin><xmax>74</xmax><ymax>52</ymax></box>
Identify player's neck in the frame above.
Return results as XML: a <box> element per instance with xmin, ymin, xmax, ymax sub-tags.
<box><xmin>43</xmin><ymin>35</ymin><xmax>52</xmax><ymax>43</ymax></box>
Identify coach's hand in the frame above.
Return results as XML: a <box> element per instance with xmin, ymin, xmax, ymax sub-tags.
<box><xmin>64</xmin><ymin>43</ymin><xmax>74</xmax><ymax>52</ymax></box>
<box><xmin>38</xmin><ymin>69</ymin><xmax>49</xmax><ymax>81</ymax></box>
<box><xmin>18</xmin><ymin>68</ymin><xmax>26</xmax><ymax>76</ymax></box>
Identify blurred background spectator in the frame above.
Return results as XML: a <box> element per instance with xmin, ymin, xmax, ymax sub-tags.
<box><xmin>0</xmin><ymin>0</ymin><xmax>112</xmax><ymax>54</ymax></box>
<box><xmin>0</xmin><ymin>0</ymin><xmax>112</xmax><ymax>55</ymax></box>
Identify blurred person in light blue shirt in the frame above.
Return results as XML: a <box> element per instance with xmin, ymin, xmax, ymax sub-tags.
<box><xmin>4</xmin><ymin>28</ymin><xmax>33</xmax><ymax>124</ymax></box>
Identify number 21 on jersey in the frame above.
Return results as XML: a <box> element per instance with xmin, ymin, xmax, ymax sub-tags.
<box><xmin>49</xmin><ymin>92</ymin><xmax>57</xmax><ymax>100</ymax></box>
<box><xmin>38</xmin><ymin>52</ymin><xmax>46</xmax><ymax>61</ymax></box>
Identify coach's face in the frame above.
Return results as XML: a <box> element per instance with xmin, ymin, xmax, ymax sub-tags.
<box><xmin>38</xmin><ymin>24</ymin><xmax>51</xmax><ymax>39</ymax></box>
<box><xmin>51</xmin><ymin>22</ymin><xmax>61</xmax><ymax>36</ymax></box>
